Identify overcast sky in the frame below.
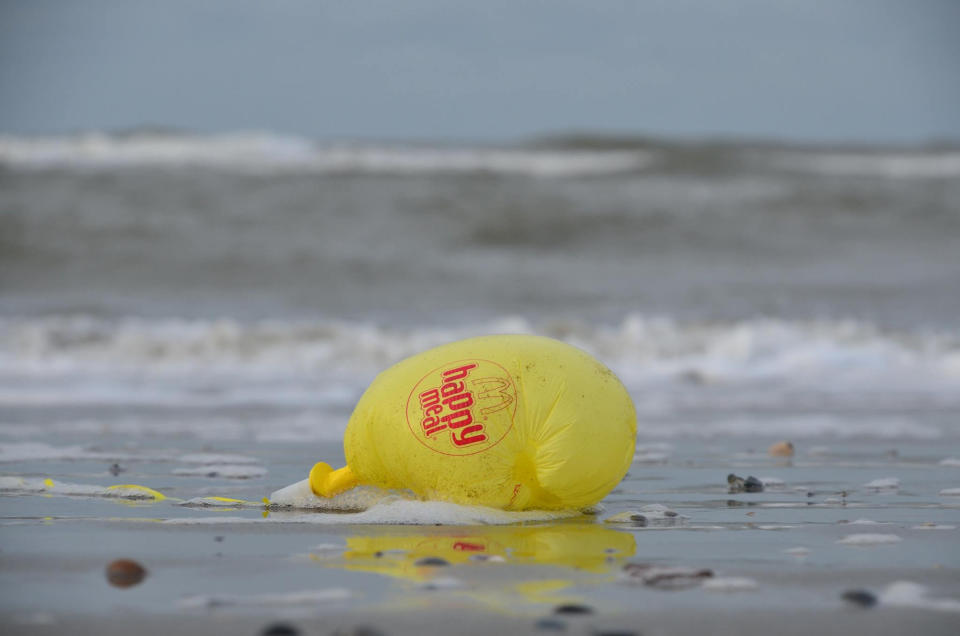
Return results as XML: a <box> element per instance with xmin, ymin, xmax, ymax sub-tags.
<box><xmin>1</xmin><ymin>0</ymin><xmax>958</xmax><ymax>142</ymax></box>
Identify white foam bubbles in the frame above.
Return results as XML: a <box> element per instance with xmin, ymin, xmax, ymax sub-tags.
<box><xmin>880</xmin><ymin>581</ymin><xmax>960</xmax><ymax>612</ymax></box>
<box><xmin>167</xmin><ymin>498</ymin><xmax>577</xmax><ymax>526</ymax></box>
<box><xmin>702</xmin><ymin>577</ymin><xmax>759</xmax><ymax>592</ymax></box>
<box><xmin>837</xmin><ymin>533</ymin><xmax>902</xmax><ymax>546</ymax></box>
<box><xmin>3</xmin><ymin>313</ymin><xmax>960</xmax><ymax>440</ymax></box>
<box><xmin>863</xmin><ymin>478</ymin><xmax>901</xmax><ymax>492</ymax></box>
<box><xmin>0</xmin><ymin>133</ymin><xmax>651</xmax><ymax>177</ymax></box>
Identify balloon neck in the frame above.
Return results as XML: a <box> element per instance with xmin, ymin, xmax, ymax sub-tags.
<box><xmin>308</xmin><ymin>462</ymin><xmax>359</xmax><ymax>498</ymax></box>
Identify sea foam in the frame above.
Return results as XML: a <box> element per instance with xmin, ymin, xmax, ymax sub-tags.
<box><xmin>0</xmin><ymin>133</ymin><xmax>650</xmax><ymax>177</ymax></box>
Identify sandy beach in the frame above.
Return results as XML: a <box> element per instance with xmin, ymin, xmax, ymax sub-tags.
<box><xmin>2</xmin><ymin>437</ymin><xmax>959</xmax><ymax>635</ymax></box>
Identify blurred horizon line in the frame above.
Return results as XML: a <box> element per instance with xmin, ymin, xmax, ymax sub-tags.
<box><xmin>3</xmin><ymin>125</ymin><xmax>960</xmax><ymax>151</ymax></box>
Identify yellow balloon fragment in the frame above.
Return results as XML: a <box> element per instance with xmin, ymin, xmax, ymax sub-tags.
<box><xmin>105</xmin><ymin>484</ymin><xmax>168</xmax><ymax>501</ymax></box>
<box><xmin>308</xmin><ymin>335</ymin><xmax>637</xmax><ymax>510</ymax></box>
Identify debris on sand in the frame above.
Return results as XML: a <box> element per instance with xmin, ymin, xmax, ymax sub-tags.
<box><xmin>105</xmin><ymin>559</ymin><xmax>147</xmax><ymax>588</ymax></box>
<box><xmin>414</xmin><ymin>556</ymin><xmax>450</xmax><ymax>567</ymax></box>
<box><xmin>728</xmin><ymin>474</ymin><xmax>764</xmax><ymax>493</ymax></box>
<box><xmin>768</xmin><ymin>441</ymin><xmax>794</xmax><ymax>457</ymax></box>
<box><xmin>553</xmin><ymin>603</ymin><xmax>594</xmax><ymax>615</ymax></box>
<box><xmin>605</xmin><ymin>504</ymin><xmax>687</xmax><ymax>528</ymax></box>
<box><xmin>841</xmin><ymin>589</ymin><xmax>878</xmax><ymax>608</ymax></box>
<box><xmin>620</xmin><ymin>563</ymin><xmax>714</xmax><ymax>589</ymax></box>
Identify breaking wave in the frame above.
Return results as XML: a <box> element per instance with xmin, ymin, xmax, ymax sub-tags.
<box><xmin>0</xmin><ymin>132</ymin><xmax>650</xmax><ymax>177</ymax></box>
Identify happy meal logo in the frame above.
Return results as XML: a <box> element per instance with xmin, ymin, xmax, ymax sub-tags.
<box><xmin>406</xmin><ymin>359</ymin><xmax>517</xmax><ymax>456</ymax></box>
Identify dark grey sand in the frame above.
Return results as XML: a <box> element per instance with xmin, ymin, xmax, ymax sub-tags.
<box><xmin>2</xmin><ymin>439</ymin><xmax>959</xmax><ymax>635</ymax></box>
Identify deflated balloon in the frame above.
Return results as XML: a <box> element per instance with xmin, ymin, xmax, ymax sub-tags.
<box><xmin>309</xmin><ymin>335</ymin><xmax>636</xmax><ymax>510</ymax></box>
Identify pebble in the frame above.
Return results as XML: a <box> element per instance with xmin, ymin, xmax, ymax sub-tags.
<box><xmin>414</xmin><ymin>556</ymin><xmax>450</xmax><ymax>567</ymax></box>
<box><xmin>108</xmin><ymin>463</ymin><xmax>124</xmax><ymax>476</ymax></box>
<box><xmin>214</xmin><ymin>536</ymin><xmax>224</xmax><ymax>542</ymax></box>
<box><xmin>841</xmin><ymin>589</ymin><xmax>878</xmax><ymax>608</ymax></box>
<box><xmin>105</xmin><ymin>559</ymin><xmax>147</xmax><ymax>588</ymax></box>
<box><xmin>767</xmin><ymin>441</ymin><xmax>794</xmax><ymax>457</ymax></box>
<box><xmin>727</xmin><ymin>474</ymin><xmax>764</xmax><ymax>493</ymax></box>
<box><xmin>621</xmin><ymin>563</ymin><xmax>713</xmax><ymax>589</ymax></box>
<box><xmin>553</xmin><ymin>603</ymin><xmax>594</xmax><ymax>615</ymax></box>
<box><xmin>332</xmin><ymin>627</ymin><xmax>385</xmax><ymax>636</ymax></box>
<box><xmin>262</xmin><ymin>623</ymin><xmax>299</xmax><ymax>636</ymax></box>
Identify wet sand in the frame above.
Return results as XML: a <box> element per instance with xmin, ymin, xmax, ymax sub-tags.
<box><xmin>4</xmin><ymin>606</ymin><xmax>960</xmax><ymax>636</ymax></box>
<box><xmin>2</xmin><ymin>438</ymin><xmax>959</xmax><ymax>635</ymax></box>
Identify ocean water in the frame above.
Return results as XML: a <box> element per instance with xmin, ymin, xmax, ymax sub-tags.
<box><xmin>1</xmin><ymin>131</ymin><xmax>959</xmax><ymax>447</ymax></box>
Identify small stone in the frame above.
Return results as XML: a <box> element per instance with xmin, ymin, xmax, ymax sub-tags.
<box><xmin>728</xmin><ymin>473</ymin><xmax>763</xmax><ymax>493</ymax></box>
<box><xmin>214</xmin><ymin>536</ymin><xmax>224</xmax><ymax>542</ymax></box>
<box><xmin>332</xmin><ymin>627</ymin><xmax>385</xmax><ymax>636</ymax></box>
<box><xmin>727</xmin><ymin>474</ymin><xmax>745</xmax><ymax>493</ymax></box>
<box><xmin>414</xmin><ymin>556</ymin><xmax>450</xmax><ymax>567</ymax></box>
<box><xmin>678</xmin><ymin>369</ymin><xmax>709</xmax><ymax>385</ymax></box>
<box><xmin>841</xmin><ymin>589</ymin><xmax>878</xmax><ymax>608</ymax></box>
<box><xmin>108</xmin><ymin>463</ymin><xmax>124</xmax><ymax>476</ymax></box>
<box><xmin>534</xmin><ymin>617</ymin><xmax>567</xmax><ymax>631</ymax></box>
<box><xmin>373</xmin><ymin>551</ymin><xmax>384</xmax><ymax>558</ymax></box>
<box><xmin>621</xmin><ymin>563</ymin><xmax>713</xmax><ymax>589</ymax></box>
<box><xmin>262</xmin><ymin>624</ymin><xmax>299</xmax><ymax>636</ymax></box>
<box><xmin>768</xmin><ymin>441</ymin><xmax>794</xmax><ymax>457</ymax></box>
<box><xmin>105</xmin><ymin>559</ymin><xmax>147</xmax><ymax>588</ymax></box>
<box><xmin>744</xmin><ymin>476</ymin><xmax>764</xmax><ymax>493</ymax></box>
<box><xmin>553</xmin><ymin>603</ymin><xmax>594</xmax><ymax>615</ymax></box>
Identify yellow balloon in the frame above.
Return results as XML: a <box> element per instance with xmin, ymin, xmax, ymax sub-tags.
<box><xmin>310</xmin><ymin>335</ymin><xmax>636</xmax><ymax>510</ymax></box>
